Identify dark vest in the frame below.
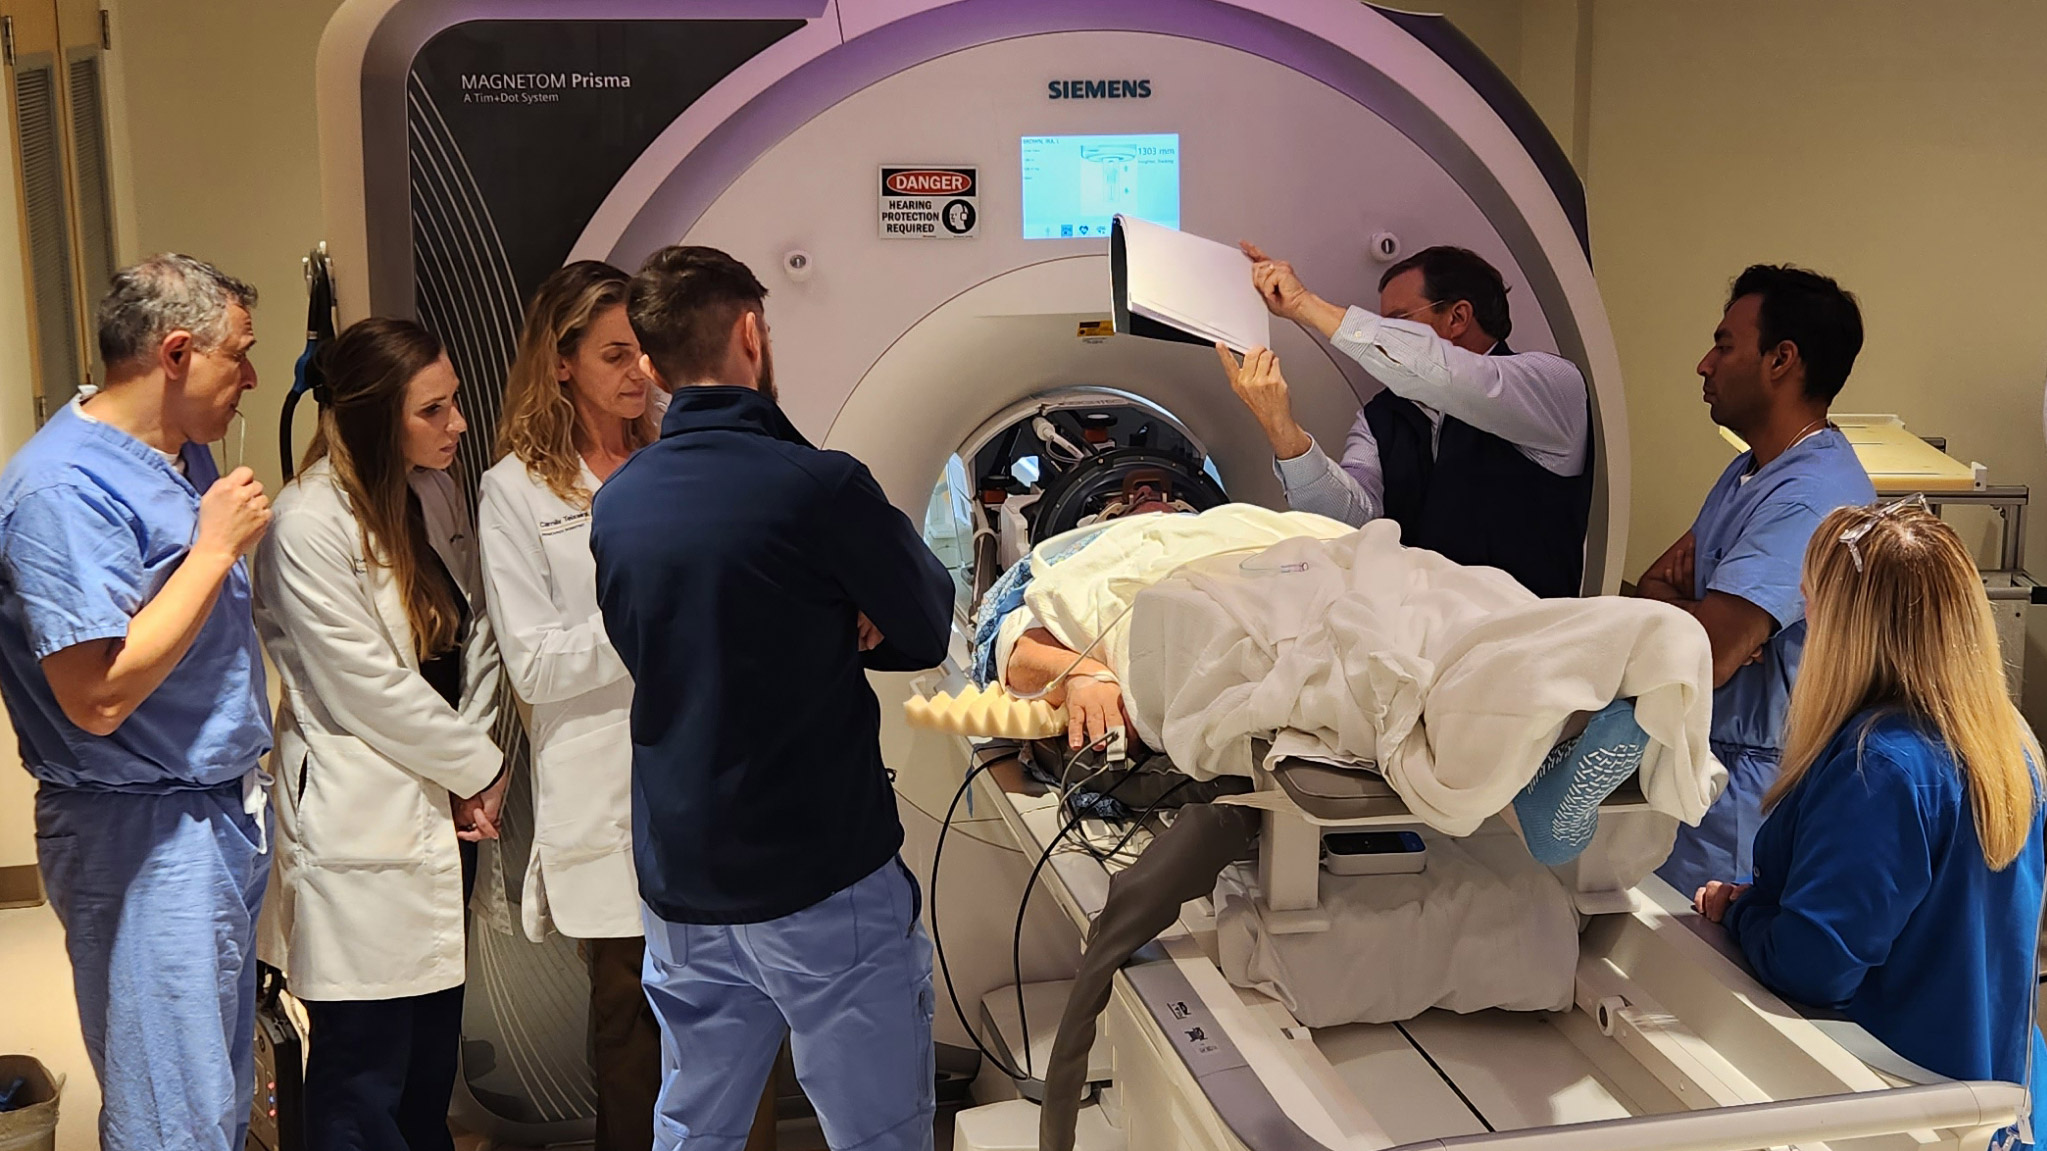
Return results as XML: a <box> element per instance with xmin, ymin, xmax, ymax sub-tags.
<box><xmin>1361</xmin><ymin>342</ymin><xmax>1593</xmax><ymax>597</ymax></box>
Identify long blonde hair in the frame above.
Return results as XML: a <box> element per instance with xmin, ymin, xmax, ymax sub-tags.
<box><xmin>496</xmin><ymin>261</ymin><xmax>655</xmax><ymax>507</ymax></box>
<box><xmin>1770</xmin><ymin>502</ymin><xmax>2042</xmax><ymax>868</ymax></box>
<box><xmin>298</xmin><ymin>318</ymin><xmax>462</xmax><ymax>660</ymax></box>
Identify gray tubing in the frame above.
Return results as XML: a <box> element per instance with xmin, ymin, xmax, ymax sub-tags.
<box><xmin>1039</xmin><ymin>803</ymin><xmax>1262</xmax><ymax>1151</ymax></box>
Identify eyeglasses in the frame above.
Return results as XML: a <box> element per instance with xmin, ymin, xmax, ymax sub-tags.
<box><xmin>1384</xmin><ymin>300</ymin><xmax>1446</xmax><ymax>323</ymax></box>
<box><xmin>1839</xmin><ymin>492</ymin><xmax>1930</xmax><ymax>572</ymax></box>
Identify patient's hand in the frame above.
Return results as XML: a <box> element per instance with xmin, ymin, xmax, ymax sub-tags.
<box><xmin>856</xmin><ymin>612</ymin><xmax>883</xmax><ymax>652</ymax></box>
<box><xmin>1065</xmin><ymin>676</ymin><xmax>1129</xmax><ymax>752</ymax></box>
<box><xmin>1693</xmin><ymin>880</ymin><xmax>1751</xmax><ymax>923</ymax></box>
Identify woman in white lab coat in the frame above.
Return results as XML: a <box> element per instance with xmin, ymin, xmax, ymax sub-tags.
<box><xmin>256</xmin><ymin>317</ymin><xmax>507</xmax><ymax>1151</ymax></box>
<box><xmin>480</xmin><ymin>261</ymin><xmax>716</xmax><ymax>1151</ymax></box>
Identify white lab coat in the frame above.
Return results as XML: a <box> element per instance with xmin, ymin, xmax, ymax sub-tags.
<box><xmin>476</xmin><ymin>454</ymin><xmax>640</xmax><ymax>942</ymax></box>
<box><xmin>255</xmin><ymin>457</ymin><xmax>503</xmax><ymax>1001</ymax></box>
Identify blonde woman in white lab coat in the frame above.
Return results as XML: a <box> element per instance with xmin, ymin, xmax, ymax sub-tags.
<box><xmin>480</xmin><ymin>261</ymin><xmax>774</xmax><ymax>1151</ymax></box>
<box><xmin>256</xmin><ymin>317</ymin><xmax>506</xmax><ymax>1151</ymax></box>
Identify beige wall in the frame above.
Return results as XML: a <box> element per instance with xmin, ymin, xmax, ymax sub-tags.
<box><xmin>107</xmin><ymin>0</ymin><xmax>346</xmax><ymax>489</ymax></box>
<box><xmin>1573</xmin><ymin>1</ymin><xmax>2047</xmax><ymax>722</ymax></box>
<box><xmin>1581</xmin><ymin>1</ymin><xmax>2047</xmax><ymax>573</ymax></box>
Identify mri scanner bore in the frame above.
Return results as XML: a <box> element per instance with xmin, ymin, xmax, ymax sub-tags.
<box><xmin>303</xmin><ymin>2</ymin><xmax>2035</xmax><ymax>1149</ymax></box>
<box><xmin>923</xmin><ymin>391</ymin><xmax>1227</xmax><ymax>614</ymax></box>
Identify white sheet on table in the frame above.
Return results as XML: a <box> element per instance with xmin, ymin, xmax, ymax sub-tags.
<box><xmin>1214</xmin><ymin>828</ymin><xmax>1579</xmax><ymax>1026</ymax></box>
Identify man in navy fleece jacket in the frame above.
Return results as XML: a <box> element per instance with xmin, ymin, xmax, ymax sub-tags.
<box><xmin>592</xmin><ymin>245</ymin><xmax>954</xmax><ymax>1151</ymax></box>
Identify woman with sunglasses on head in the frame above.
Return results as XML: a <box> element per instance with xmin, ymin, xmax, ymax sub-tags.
<box><xmin>1696</xmin><ymin>499</ymin><xmax>2045</xmax><ymax>1149</ymax></box>
<box><xmin>478</xmin><ymin>261</ymin><xmax>777</xmax><ymax>1151</ymax></box>
<box><xmin>256</xmin><ymin>318</ymin><xmax>507</xmax><ymax>1151</ymax></box>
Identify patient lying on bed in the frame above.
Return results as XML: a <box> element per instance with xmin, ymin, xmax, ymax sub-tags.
<box><xmin>972</xmin><ymin>503</ymin><xmax>1726</xmax><ymax>865</ymax></box>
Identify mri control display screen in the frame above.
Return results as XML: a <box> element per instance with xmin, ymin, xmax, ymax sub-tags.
<box><xmin>1020</xmin><ymin>134</ymin><xmax>1180</xmax><ymax>238</ymax></box>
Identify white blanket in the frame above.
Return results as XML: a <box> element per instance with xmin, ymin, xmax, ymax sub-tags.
<box><xmin>1021</xmin><ymin>505</ymin><xmax>1353</xmax><ymax>679</ymax></box>
<box><xmin>1214</xmin><ymin>829</ymin><xmax>1579</xmax><ymax>1026</ymax></box>
<box><xmin>1122</xmin><ymin>520</ymin><xmax>1725</xmax><ymax>837</ymax></box>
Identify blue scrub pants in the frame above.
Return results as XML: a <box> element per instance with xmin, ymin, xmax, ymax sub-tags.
<box><xmin>641</xmin><ymin>857</ymin><xmax>935</xmax><ymax>1151</ymax></box>
<box><xmin>1657</xmin><ymin>741</ymin><xmax>1778</xmax><ymax>898</ymax></box>
<box><xmin>35</xmin><ymin>779</ymin><xmax>270</xmax><ymax>1151</ymax></box>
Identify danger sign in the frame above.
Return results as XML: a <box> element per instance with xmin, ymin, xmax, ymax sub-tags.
<box><xmin>880</xmin><ymin>165</ymin><xmax>978</xmax><ymax>239</ymax></box>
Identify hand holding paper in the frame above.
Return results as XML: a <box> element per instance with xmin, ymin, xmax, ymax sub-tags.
<box><xmin>1240</xmin><ymin>242</ymin><xmax>1311</xmax><ymax>319</ymax></box>
<box><xmin>1241</xmin><ymin>241</ymin><xmax>1348</xmax><ymax>338</ymax></box>
<box><xmin>1110</xmin><ymin>214</ymin><xmax>1272</xmax><ymax>353</ymax></box>
<box><xmin>1214</xmin><ymin>343</ymin><xmax>1312</xmax><ymax>460</ymax></box>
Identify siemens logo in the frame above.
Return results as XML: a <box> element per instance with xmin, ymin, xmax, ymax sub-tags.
<box><xmin>1047</xmin><ymin>79</ymin><xmax>1152</xmax><ymax>99</ymax></box>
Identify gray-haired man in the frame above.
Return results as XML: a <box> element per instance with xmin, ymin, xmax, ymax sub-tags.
<box><xmin>0</xmin><ymin>255</ymin><xmax>274</xmax><ymax>1149</ymax></box>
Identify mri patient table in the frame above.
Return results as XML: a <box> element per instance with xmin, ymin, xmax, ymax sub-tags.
<box><xmin>962</xmin><ymin>739</ymin><xmax>2023</xmax><ymax>1151</ymax></box>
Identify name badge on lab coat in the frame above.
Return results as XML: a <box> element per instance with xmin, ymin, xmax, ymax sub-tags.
<box><xmin>538</xmin><ymin>511</ymin><xmax>590</xmax><ymax>538</ymax></box>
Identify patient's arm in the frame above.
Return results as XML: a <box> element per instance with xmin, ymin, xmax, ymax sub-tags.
<box><xmin>1006</xmin><ymin>628</ymin><xmax>1105</xmax><ymax>699</ymax></box>
<box><xmin>1007</xmin><ymin>628</ymin><xmax>1131</xmax><ymax>751</ymax></box>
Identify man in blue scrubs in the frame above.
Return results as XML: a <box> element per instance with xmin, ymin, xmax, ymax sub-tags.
<box><xmin>0</xmin><ymin>255</ymin><xmax>273</xmax><ymax>1149</ymax></box>
<box><xmin>592</xmin><ymin>246</ymin><xmax>954</xmax><ymax>1151</ymax></box>
<box><xmin>1637</xmin><ymin>265</ymin><xmax>1876</xmax><ymax>897</ymax></box>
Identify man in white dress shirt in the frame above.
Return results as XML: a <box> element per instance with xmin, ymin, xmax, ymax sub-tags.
<box><xmin>1215</xmin><ymin>244</ymin><xmax>1593</xmax><ymax>596</ymax></box>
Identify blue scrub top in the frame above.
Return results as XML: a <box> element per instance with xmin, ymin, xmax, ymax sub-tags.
<box><xmin>1726</xmin><ymin>712</ymin><xmax>2046</xmax><ymax>1141</ymax></box>
<box><xmin>0</xmin><ymin>401</ymin><xmax>271</xmax><ymax>790</ymax></box>
<box><xmin>1692</xmin><ymin>427</ymin><xmax>1875</xmax><ymax>753</ymax></box>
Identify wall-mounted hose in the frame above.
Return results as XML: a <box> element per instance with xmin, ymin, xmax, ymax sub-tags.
<box><xmin>281</xmin><ymin>243</ymin><xmax>337</xmax><ymax>481</ymax></box>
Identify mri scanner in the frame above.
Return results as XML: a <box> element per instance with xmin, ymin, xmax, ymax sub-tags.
<box><xmin>312</xmin><ymin>1</ymin><xmax>2027</xmax><ymax>1146</ymax></box>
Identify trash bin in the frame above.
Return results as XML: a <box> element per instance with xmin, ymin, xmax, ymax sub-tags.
<box><xmin>0</xmin><ymin>1055</ymin><xmax>61</xmax><ymax>1151</ymax></box>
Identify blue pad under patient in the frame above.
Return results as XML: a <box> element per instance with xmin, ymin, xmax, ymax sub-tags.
<box><xmin>1513</xmin><ymin>698</ymin><xmax>1649</xmax><ymax>866</ymax></box>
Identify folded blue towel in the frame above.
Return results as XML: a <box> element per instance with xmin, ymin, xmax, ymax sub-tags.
<box><xmin>970</xmin><ymin>556</ymin><xmax>1034</xmax><ymax>686</ymax></box>
<box><xmin>1513</xmin><ymin>698</ymin><xmax>1649</xmax><ymax>866</ymax></box>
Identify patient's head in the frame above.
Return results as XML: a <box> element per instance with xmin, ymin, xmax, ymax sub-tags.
<box><xmin>1097</xmin><ymin>473</ymin><xmax>1189</xmax><ymax>520</ymax></box>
